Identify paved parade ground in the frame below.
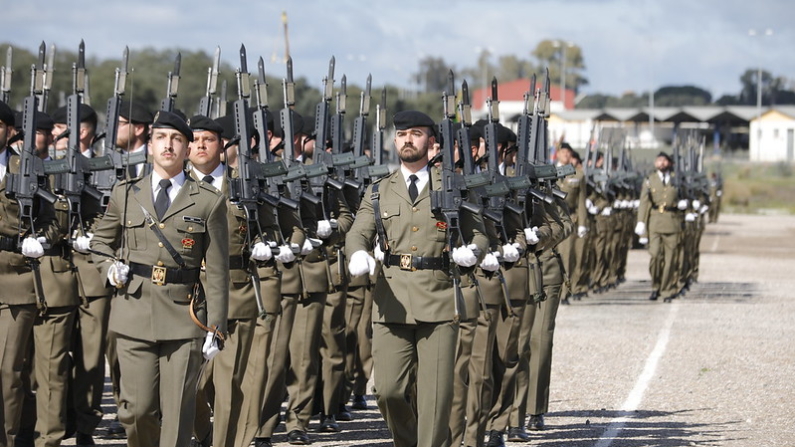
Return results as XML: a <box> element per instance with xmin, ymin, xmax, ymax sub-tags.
<box><xmin>69</xmin><ymin>213</ymin><xmax>795</xmax><ymax>447</ymax></box>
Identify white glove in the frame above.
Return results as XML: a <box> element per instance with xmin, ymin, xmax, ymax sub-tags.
<box><xmin>21</xmin><ymin>236</ymin><xmax>45</xmax><ymax>258</ymax></box>
<box><xmin>202</xmin><ymin>332</ymin><xmax>220</xmax><ymax>361</ymax></box>
<box><xmin>587</xmin><ymin>204</ymin><xmax>600</xmax><ymax>215</ymax></box>
<box><xmin>316</xmin><ymin>220</ymin><xmax>333</xmax><ymax>239</ymax></box>
<box><xmin>577</xmin><ymin>225</ymin><xmax>588</xmax><ymax>238</ymax></box>
<box><xmin>502</xmin><ymin>243</ymin><xmax>521</xmax><ymax>263</ymax></box>
<box><xmin>275</xmin><ymin>244</ymin><xmax>296</xmax><ymax>263</ymax></box>
<box><xmin>600</xmin><ymin>207</ymin><xmax>612</xmax><ymax>216</ymax></box>
<box><xmin>73</xmin><ymin>233</ymin><xmax>93</xmax><ymax>253</ymax></box>
<box><xmin>638</xmin><ymin>237</ymin><xmax>649</xmax><ymax>245</ymax></box>
<box><xmin>107</xmin><ymin>261</ymin><xmax>130</xmax><ymax>287</ymax></box>
<box><xmin>452</xmin><ymin>244</ymin><xmax>478</xmax><ymax>268</ymax></box>
<box><xmin>700</xmin><ymin>205</ymin><xmax>709</xmax><ymax>214</ymax></box>
<box><xmin>622</xmin><ymin>200</ymin><xmax>630</xmax><ymax>209</ymax></box>
<box><xmin>716</xmin><ymin>190</ymin><xmax>722</xmax><ymax>197</ymax></box>
<box><xmin>692</xmin><ymin>199</ymin><xmax>701</xmax><ymax>209</ymax></box>
<box><xmin>677</xmin><ymin>199</ymin><xmax>688</xmax><ymax>210</ymax></box>
<box><xmin>373</xmin><ymin>242</ymin><xmax>385</xmax><ymax>262</ymax></box>
<box><xmin>250</xmin><ymin>242</ymin><xmax>273</xmax><ymax>261</ymax></box>
<box><xmin>301</xmin><ymin>238</ymin><xmax>314</xmax><ymax>255</ymax></box>
<box><xmin>634</xmin><ymin>222</ymin><xmax>646</xmax><ymax>237</ymax></box>
<box><xmin>685</xmin><ymin>213</ymin><xmax>696</xmax><ymax>222</ymax></box>
<box><xmin>633</xmin><ymin>199</ymin><xmax>640</xmax><ymax>208</ymax></box>
<box><xmin>585</xmin><ymin>198</ymin><xmax>594</xmax><ymax>209</ymax></box>
<box><xmin>349</xmin><ymin>250</ymin><xmax>376</xmax><ymax>276</ymax></box>
<box><xmin>524</xmin><ymin>227</ymin><xmax>540</xmax><ymax>245</ymax></box>
<box><xmin>479</xmin><ymin>252</ymin><xmax>500</xmax><ymax>272</ymax></box>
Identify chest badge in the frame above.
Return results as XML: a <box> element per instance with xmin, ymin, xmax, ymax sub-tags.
<box><xmin>436</xmin><ymin>221</ymin><xmax>448</xmax><ymax>230</ymax></box>
<box><xmin>182</xmin><ymin>238</ymin><xmax>195</xmax><ymax>250</ymax></box>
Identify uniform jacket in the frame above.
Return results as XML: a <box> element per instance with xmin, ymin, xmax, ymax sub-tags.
<box><xmin>558</xmin><ymin>165</ymin><xmax>587</xmax><ymax>227</ymax></box>
<box><xmin>90</xmin><ymin>173</ymin><xmax>229</xmax><ymax>341</ymax></box>
<box><xmin>638</xmin><ymin>171</ymin><xmax>683</xmax><ymax>234</ymax></box>
<box><xmin>346</xmin><ymin>167</ymin><xmax>489</xmax><ymax>324</ymax></box>
<box><xmin>0</xmin><ymin>148</ymin><xmax>61</xmax><ymax>306</ymax></box>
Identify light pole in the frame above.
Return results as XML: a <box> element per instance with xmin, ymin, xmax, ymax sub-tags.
<box><xmin>553</xmin><ymin>40</ymin><xmax>574</xmax><ymax>109</ymax></box>
<box><xmin>748</xmin><ymin>28</ymin><xmax>773</xmax><ymax>158</ymax></box>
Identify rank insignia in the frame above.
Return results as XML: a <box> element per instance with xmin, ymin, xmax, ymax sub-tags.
<box><xmin>239</xmin><ymin>225</ymin><xmax>247</xmax><ymax>234</ymax></box>
<box><xmin>182</xmin><ymin>238</ymin><xmax>195</xmax><ymax>249</ymax></box>
<box><xmin>436</xmin><ymin>221</ymin><xmax>448</xmax><ymax>230</ymax></box>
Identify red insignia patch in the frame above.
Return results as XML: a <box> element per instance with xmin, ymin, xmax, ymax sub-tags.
<box><xmin>436</xmin><ymin>221</ymin><xmax>448</xmax><ymax>230</ymax></box>
<box><xmin>181</xmin><ymin>238</ymin><xmax>195</xmax><ymax>249</ymax></box>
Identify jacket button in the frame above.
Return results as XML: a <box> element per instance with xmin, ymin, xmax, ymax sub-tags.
<box><xmin>383</xmin><ymin>212</ymin><xmax>388</xmax><ymax>217</ymax></box>
<box><xmin>159</xmin><ymin>223</ymin><xmax>165</xmax><ymax>229</ymax></box>
<box><xmin>158</xmin><ymin>242</ymin><xmax>164</xmax><ymax>248</ymax></box>
<box><xmin>188</xmin><ymin>227</ymin><xmax>193</xmax><ymax>232</ymax></box>
<box><xmin>412</xmin><ymin>226</ymin><xmax>419</xmax><ymax>232</ymax></box>
<box><xmin>412</xmin><ymin>207</ymin><xmax>418</xmax><ymax>212</ymax></box>
<box><xmin>411</xmin><ymin>246</ymin><xmax>417</xmax><ymax>251</ymax></box>
<box><xmin>127</xmin><ymin>220</ymin><xmax>132</xmax><ymax>225</ymax></box>
<box><xmin>157</xmin><ymin>261</ymin><xmax>164</xmax><ymax>266</ymax></box>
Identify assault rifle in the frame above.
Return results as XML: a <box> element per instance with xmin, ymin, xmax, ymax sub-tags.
<box><xmin>365</xmin><ymin>87</ymin><xmax>390</xmax><ymax>180</ymax></box>
<box><xmin>35</xmin><ymin>42</ymin><xmax>55</xmax><ymax>113</ymax></box>
<box><xmin>429</xmin><ymin>70</ymin><xmax>483</xmax><ymax>321</ymax></box>
<box><xmin>160</xmin><ymin>52</ymin><xmax>181</xmax><ymax>112</ymax></box>
<box><xmin>349</xmin><ymin>74</ymin><xmax>375</xmax><ymax>194</ymax></box>
<box><xmin>197</xmin><ymin>46</ymin><xmax>220</xmax><ymax>118</ymax></box>
<box><xmin>51</xmin><ymin>41</ymin><xmax>104</xmax><ymax>240</ymax></box>
<box><xmin>1</xmin><ymin>46</ymin><xmax>12</xmax><ymax>104</ymax></box>
<box><xmin>280</xmin><ymin>57</ymin><xmax>318</xmax><ymax>210</ymax></box>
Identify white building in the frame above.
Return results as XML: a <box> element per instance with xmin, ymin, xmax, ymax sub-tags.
<box><xmin>750</xmin><ymin>107</ymin><xmax>795</xmax><ymax>162</ymax></box>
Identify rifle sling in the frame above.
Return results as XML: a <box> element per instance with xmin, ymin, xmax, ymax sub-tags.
<box><xmin>371</xmin><ymin>183</ymin><xmax>389</xmax><ymax>253</ymax></box>
<box><xmin>143</xmin><ymin>213</ymin><xmax>188</xmax><ymax>269</ymax></box>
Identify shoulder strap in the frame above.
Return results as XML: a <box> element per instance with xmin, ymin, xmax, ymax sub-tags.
<box><xmin>139</xmin><ymin>204</ymin><xmax>187</xmax><ymax>269</ymax></box>
<box><xmin>371</xmin><ymin>183</ymin><xmax>389</xmax><ymax>254</ymax></box>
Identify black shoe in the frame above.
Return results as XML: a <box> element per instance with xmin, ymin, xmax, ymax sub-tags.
<box><xmin>106</xmin><ymin>417</ymin><xmax>125</xmax><ymax>437</ymax></box>
<box><xmin>14</xmin><ymin>426</ymin><xmax>34</xmax><ymax>447</ymax></box>
<box><xmin>561</xmin><ymin>297</ymin><xmax>570</xmax><ymax>305</ymax></box>
<box><xmin>506</xmin><ymin>426</ymin><xmax>530</xmax><ymax>442</ymax></box>
<box><xmin>189</xmin><ymin>432</ymin><xmax>211</xmax><ymax>447</ymax></box>
<box><xmin>319</xmin><ymin>415</ymin><xmax>340</xmax><ymax>432</ymax></box>
<box><xmin>486</xmin><ymin>430</ymin><xmax>505</xmax><ymax>447</ymax></box>
<box><xmin>529</xmin><ymin>414</ymin><xmax>545</xmax><ymax>431</ymax></box>
<box><xmin>287</xmin><ymin>430</ymin><xmax>310</xmax><ymax>445</ymax></box>
<box><xmin>648</xmin><ymin>291</ymin><xmax>659</xmax><ymax>301</ymax></box>
<box><xmin>254</xmin><ymin>437</ymin><xmax>272</xmax><ymax>447</ymax></box>
<box><xmin>664</xmin><ymin>296</ymin><xmax>675</xmax><ymax>303</ymax></box>
<box><xmin>336</xmin><ymin>404</ymin><xmax>353</xmax><ymax>421</ymax></box>
<box><xmin>351</xmin><ymin>394</ymin><xmax>367</xmax><ymax>410</ymax></box>
<box><xmin>74</xmin><ymin>433</ymin><xmax>96</xmax><ymax>446</ymax></box>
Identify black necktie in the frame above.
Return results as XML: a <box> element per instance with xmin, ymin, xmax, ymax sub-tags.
<box><xmin>408</xmin><ymin>174</ymin><xmax>418</xmax><ymax>203</ymax></box>
<box><xmin>202</xmin><ymin>175</ymin><xmax>214</xmax><ymax>186</ymax></box>
<box><xmin>127</xmin><ymin>163</ymin><xmax>137</xmax><ymax>178</ymax></box>
<box><xmin>155</xmin><ymin>179</ymin><xmax>171</xmax><ymax>220</ymax></box>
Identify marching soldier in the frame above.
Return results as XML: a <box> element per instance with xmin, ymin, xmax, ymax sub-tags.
<box><xmin>0</xmin><ymin>101</ymin><xmax>61</xmax><ymax>447</ymax></box>
<box><xmin>346</xmin><ymin>110</ymin><xmax>489</xmax><ymax>447</ymax></box>
<box><xmin>90</xmin><ymin>111</ymin><xmax>229</xmax><ymax>447</ymax></box>
<box><xmin>555</xmin><ymin>143</ymin><xmax>587</xmax><ymax>304</ymax></box>
<box><xmin>635</xmin><ymin>152</ymin><xmax>687</xmax><ymax>302</ymax></box>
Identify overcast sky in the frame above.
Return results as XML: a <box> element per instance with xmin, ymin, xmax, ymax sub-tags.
<box><xmin>7</xmin><ymin>0</ymin><xmax>794</xmax><ymax>101</ymax></box>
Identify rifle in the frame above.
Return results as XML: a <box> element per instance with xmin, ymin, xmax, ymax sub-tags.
<box><xmin>51</xmin><ymin>41</ymin><xmax>104</xmax><ymax>242</ymax></box>
<box><xmin>429</xmin><ymin>70</ymin><xmax>483</xmax><ymax>322</ymax></box>
<box><xmin>198</xmin><ymin>46</ymin><xmax>220</xmax><ymax>118</ymax></box>
<box><xmin>217</xmin><ymin>79</ymin><xmax>228</xmax><ymax>118</ymax></box>
<box><xmin>2</xmin><ymin>46</ymin><xmax>12</xmax><ymax>104</ymax></box>
<box><xmin>160</xmin><ymin>52</ymin><xmax>181</xmax><ymax>112</ymax></box>
<box><xmin>36</xmin><ymin>42</ymin><xmax>55</xmax><ymax>113</ymax></box>
<box><xmin>350</xmin><ymin>74</ymin><xmax>375</xmax><ymax>193</ymax></box>
<box><xmin>480</xmin><ymin>77</ymin><xmax>512</xmax><ymax>239</ymax></box>
<box><xmin>365</xmin><ymin>87</ymin><xmax>390</xmax><ymax>180</ymax></box>
<box><xmin>330</xmin><ymin>75</ymin><xmax>366</xmax><ymax>195</ymax></box>
<box><xmin>280</xmin><ymin>57</ymin><xmax>318</xmax><ymax>210</ymax></box>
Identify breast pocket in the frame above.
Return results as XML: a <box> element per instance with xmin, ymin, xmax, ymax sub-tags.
<box><xmin>123</xmin><ymin>212</ymin><xmax>147</xmax><ymax>250</ymax></box>
<box><xmin>173</xmin><ymin>219</ymin><xmax>206</xmax><ymax>257</ymax></box>
<box><xmin>379</xmin><ymin>202</ymin><xmax>401</xmax><ymax>245</ymax></box>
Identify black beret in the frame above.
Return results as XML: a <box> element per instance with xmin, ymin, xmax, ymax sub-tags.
<box><xmin>560</xmin><ymin>142</ymin><xmax>573</xmax><ymax>150</ymax></box>
<box><xmin>52</xmin><ymin>104</ymin><xmax>98</xmax><ymax>127</ymax></box>
<box><xmin>468</xmin><ymin>125</ymin><xmax>484</xmax><ymax>146</ymax></box>
<box><xmin>35</xmin><ymin>112</ymin><xmax>54</xmax><ymax>131</ymax></box>
<box><xmin>14</xmin><ymin>111</ymin><xmax>23</xmax><ymax>131</ymax></box>
<box><xmin>571</xmin><ymin>150</ymin><xmax>581</xmax><ymax>161</ymax></box>
<box><xmin>188</xmin><ymin>115</ymin><xmax>224</xmax><ymax>135</ymax></box>
<box><xmin>151</xmin><ymin>110</ymin><xmax>194</xmax><ymax>142</ymax></box>
<box><xmin>497</xmin><ymin>124</ymin><xmax>515</xmax><ymax>145</ymax></box>
<box><xmin>172</xmin><ymin>109</ymin><xmax>187</xmax><ymax>122</ymax></box>
<box><xmin>119</xmin><ymin>100</ymin><xmax>153</xmax><ymax>124</ymax></box>
<box><xmin>214</xmin><ymin>115</ymin><xmax>235</xmax><ymax>140</ymax></box>
<box><xmin>656</xmin><ymin>151</ymin><xmax>672</xmax><ymax>163</ymax></box>
<box><xmin>280</xmin><ymin>109</ymin><xmax>304</xmax><ymax>138</ymax></box>
<box><xmin>302</xmin><ymin>115</ymin><xmax>316</xmax><ymax>140</ymax></box>
<box><xmin>0</xmin><ymin>101</ymin><xmax>13</xmax><ymax>127</ymax></box>
<box><xmin>393</xmin><ymin>110</ymin><xmax>435</xmax><ymax>131</ymax></box>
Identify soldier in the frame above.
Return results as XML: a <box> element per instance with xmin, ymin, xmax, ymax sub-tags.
<box><xmin>346</xmin><ymin>110</ymin><xmax>489</xmax><ymax>447</ymax></box>
<box><xmin>115</xmin><ymin>101</ymin><xmax>153</xmax><ymax>178</ymax></box>
<box><xmin>51</xmin><ymin>103</ymin><xmax>114</xmax><ymax>446</ymax></box>
<box><xmin>0</xmin><ymin>100</ymin><xmax>60</xmax><ymax>447</ymax></box>
<box><xmin>89</xmin><ymin>111</ymin><xmax>229</xmax><ymax>447</ymax></box>
<box><xmin>635</xmin><ymin>152</ymin><xmax>687</xmax><ymax>302</ymax></box>
<box><xmin>555</xmin><ymin>143</ymin><xmax>587</xmax><ymax>305</ymax></box>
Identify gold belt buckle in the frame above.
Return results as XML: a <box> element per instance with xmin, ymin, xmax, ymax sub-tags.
<box><xmin>658</xmin><ymin>204</ymin><xmax>666</xmax><ymax>214</ymax></box>
<box><xmin>399</xmin><ymin>254</ymin><xmax>414</xmax><ymax>271</ymax></box>
<box><xmin>152</xmin><ymin>265</ymin><xmax>167</xmax><ymax>286</ymax></box>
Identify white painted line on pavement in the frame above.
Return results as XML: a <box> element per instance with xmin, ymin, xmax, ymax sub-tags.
<box><xmin>710</xmin><ymin>232</ymin><xmax>720</xmax><ymax>253</ymax></box>
<box><xmin>594</xmin><ymin>301</ymin><xmax>680</xmax><ymax>447</ymax></box>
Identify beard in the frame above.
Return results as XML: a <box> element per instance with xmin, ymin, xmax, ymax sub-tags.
<box><xmin>398</xmin><ymin>143</ymin><xmax>427</xmax><ymax>163</ymax></box>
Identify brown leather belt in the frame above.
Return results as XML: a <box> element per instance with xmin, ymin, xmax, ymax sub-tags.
<box><xmin>386</xmin><ymin>254</ymin><xmax>448</xmax><ymax>271</ymax></box>
<box><xmin>129</xmin><ymin>262</ymin><xmax>200</xmax><ymax>286</ymax></box>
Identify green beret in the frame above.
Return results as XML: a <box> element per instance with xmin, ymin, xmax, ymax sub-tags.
<box><xmin>152</xmin><ymin>110</ymin><xmax>194</xmax><ymax>142</ymax></box>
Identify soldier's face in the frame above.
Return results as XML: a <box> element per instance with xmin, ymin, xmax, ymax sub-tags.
<box><xmin>395</xmin><ymin>127</ymin><xmax>433</xmax><ymax>163</ymax></box>
<box><xmin>35</xmin><ymin>129</ymin><xmax>52</xmax><ymax>155</ymax></box>
<box><xmin>189</xmin><ymin>130</ymin><xmax>222</xmax><ymax>171</ymax></box>
<box><xmin>557</xmin><ymin>148</ymin><xmax>571</xmax><ymax>164</ymax></box>
<box><xmin>52</xmin><ymin>123</ymin><xmax>68</xmax><ymax>150</ymax></box>
<box><xmin>655</xmin><ymin>156</ymin><xmax>670</xmax><ymax>171</ymax></box>
<box><xmin>150</xmin><ymin>128</ymin><xmax>188</xmax><ymax>174</ymax></box>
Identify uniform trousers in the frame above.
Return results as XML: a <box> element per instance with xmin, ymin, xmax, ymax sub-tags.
<box><xmin>319</xmin><ymin>286</ymin><xmax>348</xmax><ymax>415</ymax></box>
<box><xmin>71</xmin><ymin>296</ymin><xmax>110</xmax><ymax>435</ymax></box>
<box><xmin>372</xmin><ymin>321</ymin><xmax>458</xmax><ymax>447</ymax></box>
<box><xmin>285</xmin><ymin>292</ymin><xmax>326</xmax><ymax>432</ymax></box>
<box><xmin>0</xmin><ymin>304</ymin><xmax>37</xmax><ymax>447</ymax></box>
<box><xmin>115</xmin><ymin>334</ymin><xmax>203</xmax><ymax>447</ymax></box>
<box><xmin>648</xmin><ymin>231</ymin><xmax>680</xmax><ymax>299</ymax></box>
<box><xmin>257</xmin><ymin>295</ymin><xmax>297</xmax><ymax>438</ymax></box>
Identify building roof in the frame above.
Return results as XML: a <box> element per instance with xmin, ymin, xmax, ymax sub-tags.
<box><xmin>542</xmin><ymin>105</ymin><xmax>790</xmax><ymax>124</ymax></box>
<box><xmin>470</xmin><ymin>78</ymin><xmax>576</xmax><ymax>110</ymax></box>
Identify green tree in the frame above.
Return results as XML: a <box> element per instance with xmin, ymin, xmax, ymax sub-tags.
<box><xmin>531</xmin><ymin>39</ymin><xmax>588</xmax><ymax>93</ymax></box>
<box><xmin>654</xmin><ymin>85</ymin><xmax>712</xmax><ymax>106</ymax></box>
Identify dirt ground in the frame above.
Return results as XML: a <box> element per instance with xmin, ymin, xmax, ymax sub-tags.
<box><xmin>60</xmin><ymin>213</ymin><xmax>795</xmax><ymax>447</ymax></box>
